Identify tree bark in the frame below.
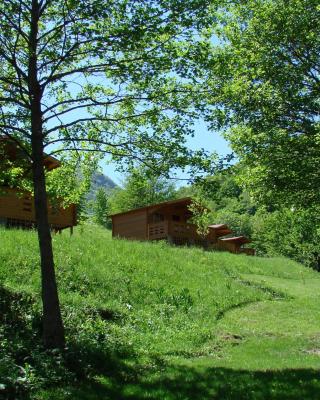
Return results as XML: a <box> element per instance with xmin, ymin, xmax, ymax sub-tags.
<box><xmin>31</xmin><ymin>137</ymin><xmax>65</xmax><ymax>349</ymax></box>
<box><xmin>29</xmin><ymin>0</ymin><xmax>65</xmax><ymax>348</ymax></box>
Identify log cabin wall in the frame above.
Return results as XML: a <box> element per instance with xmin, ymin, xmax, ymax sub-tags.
<box><xmin>110</xmin><ymin>197</ymin><xmax>254</xmax><ymax>255</ymax></box>
<box><xmin>147</xmin><ymin>203</ymin><xmax>192</xmax><ymax>225</ymax></box>
<box><xmin>111</xmin><ymin>201</ymin><xmax>193</xmax><ymax>242</ymax></box>
<box><xmin>147</xmin><ymin>203</ymin><xmax>207</xmax><ymax>246</ymax></box>
<box><xmin>0</xmin><ymin>137</ymin><xmax>77</xmax><ymax>231</ymax></box>
<box><xmin>112</xmin><ymin>209</ymin><xmax>147</xmax><ymax>240</ymax></box>
<box><xmin>217</xmin><ymin>240</ymin><xmax>238</xmax><ymax>254</ymax></box>
<box><xmin>0</xmin><ymin>187</ymin><xmax>76</xmax><ymax>230</ymax></box>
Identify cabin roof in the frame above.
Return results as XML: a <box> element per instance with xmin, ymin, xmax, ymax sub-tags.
<box><xmin>0</xmin><ymin>136</ymin><xmax>60</xmax><ymax>170</ymax></box>
<box><xmin>220</xmin><ymin>236</ymin><xmax>251</xmax><ymax>244</ymax></box>
<box><xmin>208</xmin><ymin>224</ymin><xmax>232</xmax><ymax>236</ymax></box>
<box><xmin>209</xmin><ymin>224</ymin><xmax>229</xmax><ymax>230</ymax></box>
<box><xmin>110</xmin><ymin>197</ymin><xmax>193</xmax><ymax>217</ymax></box>
<box><xmin>43</xmin><ymin>155</ymin><xmax>60</xmax><ymax>170</ymax></box>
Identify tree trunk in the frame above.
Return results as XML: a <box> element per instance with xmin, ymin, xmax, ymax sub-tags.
<box><xmin>31</xmin><ymin>139</ymin><xmax>65</xmax><ymax>349</ymax></box>
<box><xmin>29</xmin><ymin>0</ymin><xmax>65</xmax><ymax>348</ymax></box>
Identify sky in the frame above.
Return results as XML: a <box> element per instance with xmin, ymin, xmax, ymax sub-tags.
<box><xmin>101</xmin><ymin>120</ymin><xmax>231</xmax><ymax>187</ymax></box>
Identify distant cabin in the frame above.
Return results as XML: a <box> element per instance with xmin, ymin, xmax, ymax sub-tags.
<box><xmin>0</xmin><ymin>137</ymin><xmax>77</xmax><ymax>232</ymax></box>
<box><xmin>111</xmin><ymin>197</ymin><xmax>254</xmax><ymax>255</ymax></box>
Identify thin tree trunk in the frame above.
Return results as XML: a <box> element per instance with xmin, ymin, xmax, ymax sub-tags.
<box><xmin>31</xmin><ymin>139</ymin><xmax>65</xmax><ymax>349</ymax></box>
<box><xmin>29</xmin><ymin>0</ymin><xmax>65</xmax><ymax>348</ymax></box>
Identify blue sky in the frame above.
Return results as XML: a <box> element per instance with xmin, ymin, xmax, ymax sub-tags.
<box><xmin>101</xmin><ymin>119</ymin><xmax>231</xmax><ymax>187</ymax></box>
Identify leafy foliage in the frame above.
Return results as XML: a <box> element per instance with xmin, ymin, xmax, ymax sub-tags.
<box><xmin>182</xmin><ymin>168</ymin><xmax>320</xmax><ymax>269</ymax></box>
<box><xmin>206</xmin><ymin>0</ymin><xmax>320</xmax><ymax>207</ymax></box>
<box><xmin>0</xmin><ymin>0</ymin><xmax>217</xmax><ymax>175</ymax></box>
<box><xmin>188</xmin><ymin>196</ymin><xmax>211</xmax><ymax>237</ymax></box>
<box><xmin>108</xmin><ymin>167</ymin><xmax>177</xmax><ymax>214</ymax></box>
<box><xmin>252</xmin><ymin>207</ymin><xmax>320</xmax><ymax>269</ymax></box>
<box><xmin>92</xmin><ymin>188</ymin><xmax>111</xmax><ymax>228</ymax></box>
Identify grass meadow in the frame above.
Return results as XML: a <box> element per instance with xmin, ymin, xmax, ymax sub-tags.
<box><xmin>0</xmin><ymin>224</ymin><xmax>320</xmax><ymax>399</ymax></box>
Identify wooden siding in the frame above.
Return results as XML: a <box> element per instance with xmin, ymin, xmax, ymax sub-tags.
<box><xmin>112</xmin><ymin>210</ymin><xmax>147</xmax><ymax>240</ymax></box>
<box><xmin>111</xmin><ymin>198</ymin><xmax>254</xmax><ymax>255</ymax></box>
<box><xmin>216</xmin><ymin>239</ymin><xmax>239</xmax><ymax>253</ymax></box>
<box><xmin>147</xmin><ymin>204</ymin><xmax>192</xmax><ymax>225</ymax></box>
<box><xmin>0</xmin><ymin>187</ymin><xmax>76</xmax><ymax>229</ymax></box>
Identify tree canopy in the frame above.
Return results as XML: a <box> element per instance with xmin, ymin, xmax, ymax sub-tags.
<box><xmin>108</xmin><ymin>167</ymin><xmax>177</xmax><ymax>214</ymax></box>
<box><xmin>1</xmin><ymin>0</ymin><xmax>217</xmax><ymax>174</ymax></box>
<box><xmin>206</xmin><ymin>0</ymin><xmax>320</xmax><ymax>207</ymax></box>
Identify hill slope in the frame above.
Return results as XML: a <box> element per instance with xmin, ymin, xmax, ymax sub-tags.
<box><xmin>0</xmin><ymin>225</ymin><xmax>320</xmax><ymax>399</ymax></box>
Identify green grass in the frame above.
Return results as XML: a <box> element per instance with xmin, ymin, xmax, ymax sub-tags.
<box><xmin>0</xmin><ymin>224</ymin><xmax>320</xmax><ymax>399</ymax></box>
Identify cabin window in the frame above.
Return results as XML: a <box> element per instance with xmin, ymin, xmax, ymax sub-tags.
<box><xmin>172</xmin><ymin>215</ymin><xmax>180</xmax><ymax>222</ymax></box>
<box><xmin>152</xmin><ymin>213</ymin><xmax>164</xmax><ymax>223</ymax></box>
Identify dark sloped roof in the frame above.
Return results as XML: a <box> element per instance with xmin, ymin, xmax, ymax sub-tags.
<box><xmin>220</xmin><ymin>236</ymin><xmax>251</xmax><ymax>244</ymax></box>
<box><xmin>0</xmin><ymin>136</ymin><xmax>60</xmax><ymax>170</ymax></box>
<box><xmin>110</xmin><ymin>197</ymin><xmax>192</xmax><ymax>217</ymax></box>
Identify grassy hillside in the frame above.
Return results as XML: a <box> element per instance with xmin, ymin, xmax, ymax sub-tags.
<box><xmin>1</xmin><ymin>225</ymin><xmax>320</xmax><ymax>399</ymax></box>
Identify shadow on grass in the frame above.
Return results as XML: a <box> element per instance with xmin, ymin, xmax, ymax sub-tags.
<box><xmin>1</xmin><ymin>285</ymin><xmax>319</xmax><ymax>400</ymax></box>
<box><xmin>63</xmin><ymin>358</ymin><xmax>320</xmax><ymax>400</ymax></box>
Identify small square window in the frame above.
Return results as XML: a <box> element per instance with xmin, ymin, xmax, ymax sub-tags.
<box><xmin>152</xmin><ymin>213</ymin><xmax>164</xmax><ymax>223</ymax></box>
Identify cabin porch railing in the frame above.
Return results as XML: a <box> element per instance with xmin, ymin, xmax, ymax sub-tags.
<box><xmin>147</xmin><ymin>220</ymin><xmax>253</xmax><ymax>253</ymax></box>
<box><xmin>168</xmin><ymin>221</ymin><xmax>198</xmax><ymax>239</ymax></box>
<box><xmin>148</xmin><ymin>221</ymin><xmax>169</xmax><ymax>240</ymax></box>
<box><xmin>148</xmin><ymin>220</ymin><xmax>208</xmax><ymax>242</ymax></box>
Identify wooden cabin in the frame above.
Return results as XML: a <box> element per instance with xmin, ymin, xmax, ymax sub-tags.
<box><xmin>215</xmin><ymin>236</ymin><xmax>255</xmax><ymax>255</ymax></box>
<box><xmin>0</xmin><ymin>137</ymin><xmax>77</xmax><ymax>231</ymax></box>
<box><xmin>111</xmin><ymin>198</ymin><xmax>254</xmax><ymax>255</ymax></box>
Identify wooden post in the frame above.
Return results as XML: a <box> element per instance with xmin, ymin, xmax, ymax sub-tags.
<box><xmin>146</xmin><ymin>210</ymin><xmax>149</xmax><ymax>240</ymax></box>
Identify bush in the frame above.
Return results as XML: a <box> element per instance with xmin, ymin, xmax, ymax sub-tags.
<box><xmin>252</xmin><ymin>207</ymin><xmax>320</xmax><ymax>269</ymax></box>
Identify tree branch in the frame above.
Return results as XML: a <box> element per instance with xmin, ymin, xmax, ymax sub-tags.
<box><xmin>0</xmin><ymin>96</ymin><xmax>30</xmax><ymax>108</ymax></box>
<box><xmin>0</xmin><ymin>8</ymin><xmax>29</xmax><ymax>43</ymax></box>
<box><xmin>44</xmin><ymin>137</ymin><xmax>132</xmax><ymax>148</ymax></box>
<box><xmin>45</xmin><ymin>109</ymin><xmax>167</xmax><ymax>135</ymax></box>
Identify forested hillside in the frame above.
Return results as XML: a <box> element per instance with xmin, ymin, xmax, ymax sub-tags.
<box><xmin>86</xmin><ymin>173</ymin><xmax>117</xmax><ymax>202</ymax></box>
